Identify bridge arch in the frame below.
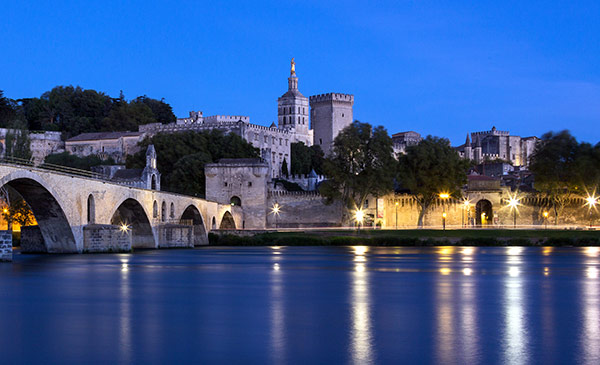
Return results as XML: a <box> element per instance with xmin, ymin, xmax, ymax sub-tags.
<box><xmin>219</xmin><ymin>211</ymin><xmax>236</xmax><ymax>230</ymax></box>
<box><xmin>111</xmin><ymin>198</ymin><xmax>155</xmax><ymax>248</ymax></box>
<box><xmin>476</xmin><ymin>199</ymin><xmax>493</xmax><ymax>226</ymax></box>
<box><xmin>180</xmin><ymin>205</ymin><xmax>208</xmax><ymax>245</ymax></box>
<box><xmin>161</xmin><ymin>201</ymin><xmax>167</xmax><ymax>222</ymax></box>
<box><xmin>0</xmin><ymin>172</ymin><xmax>77</xmax><ymax>253</ymax></box>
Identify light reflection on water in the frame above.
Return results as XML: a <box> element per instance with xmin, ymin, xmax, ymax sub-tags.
<box><xmin>350</xmin><ymin>247</ymin><xmax>373</xmax><ymax>364</ymax></box>
<box><xmin>0</xmin><ymin>246</ymin><xmax>599</xmax><ymax>363</ymax></box>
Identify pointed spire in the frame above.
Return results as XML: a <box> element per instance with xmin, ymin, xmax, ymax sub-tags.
<box><xmin>475</xmin><ymin>135</ymin><xmax>482</xmax><ymax>148</ymax></box>
<box><xmin>465</xmin><ymin>134</ymin><xmax>471</xmax><ymax>147</ymax></box>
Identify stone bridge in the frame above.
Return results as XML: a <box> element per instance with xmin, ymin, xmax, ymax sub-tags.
<box><xmin>0</xmin><ymin>163</ymin><xmax>242</xmax><ymax>253</ymax></box>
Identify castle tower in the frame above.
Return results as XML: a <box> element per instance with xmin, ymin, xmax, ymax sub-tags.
<box><xmin>464</xmin><ymin>134</ymin><xmax>472</xmax><ymax>160</ymax></box>
<box><xmin>309</xmin><ymin>93</ymin><xmax>354</xmax><ymax>155</ymax></box>
<box><xmin>473</xmin><ymin>135</ymin><xmax>482</xmax><ymax>164</ymax></box>
<box><xmin>277</xmin><ymin>58</ymin><xmax>311</xmax><ymax>145</ymax></box>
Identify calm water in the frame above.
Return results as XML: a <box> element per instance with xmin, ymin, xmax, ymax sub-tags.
<box><xmin>1</xmin><ymin>246</ymin><xmax>599</xmax><ymax>364</ymax></box>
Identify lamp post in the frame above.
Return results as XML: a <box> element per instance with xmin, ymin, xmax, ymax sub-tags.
<box><xmin>272</xmin><ymin>203</ymin><xmax>281</xmax><ymax>229</ymax></box>
<box><xmin>395</xmin><ymin>201</ymin><xmax>399</xmax><ymax>229</ymax></box>
<box><xmin>439</xmin><ymin>193</ymin><xmax>449</xmax><ymax>230</ymax></box>
<box><xmin>506</xmin><ymin>195</ymin><xmax>520</xmax><ymax>229</ymax></box>
<box><xmin>543</xmin><ymin>211</ymin><xmax>549</xmax><ymax>230</ymax></box>
<box><xmin>462</xmin><ymin>198</ymin><xmax>470</xmax><ymax>228</ymax></box>
<box><xmin>355</xmin><ymin>209</ymin><xmax>364</xmax><ymax>232</ymax></box>
<box><xmin>586</xmin><ymin>195</ymin><xmax>597</xmax><ymax>229</ymax></box>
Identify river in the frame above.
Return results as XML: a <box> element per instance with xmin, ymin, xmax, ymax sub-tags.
<box><xmin>0</xmin><ymin>246</ymin><xmax>599</xmax><ymax>364</ymax></box>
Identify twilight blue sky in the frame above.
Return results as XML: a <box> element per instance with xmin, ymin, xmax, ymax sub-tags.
<box><xmin>3</xmin><ymin>1</ymin><xmax>600</xmax><ymax>145</ymax></box>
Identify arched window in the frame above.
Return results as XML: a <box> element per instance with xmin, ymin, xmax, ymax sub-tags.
<box><xmin>161</xmin><ymin>201</ymin><xmax>167</xmax><ymax>222</ymax></box>
<box><xmin>87</xmin><ymin>194</ymin><xmax>95</xmax><ymax>224</ymax></box>
<box><xmin>151</xmin><ymin>175</ymin><xmax>157</xmax><ymax>190</ymax></box>
<box><xmin>153</xmin><ymin>201</ymin><xmax>158</xmax><ymax>219</ymax></box>
<box><xmin>212</xmin><ymin>216</ymin><xmax>216</xmax><ymax>229</ymax></box>
<box><xmin>230</xmin><ymin>196</ymin><xmax>242</xmax><ymax>207</ymax></box>
<box><xmin>170</xmin><ymin>202</ymin><xmax>175</xmax><ymax>218</ymax></box>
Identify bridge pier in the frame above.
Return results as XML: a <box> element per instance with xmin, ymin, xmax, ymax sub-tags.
<box><xmin>157</xmin><ymin>224</ymin><xmax>194</xmax><ymax>248</ymax></box>
<box><xmin>0</xmin><ymin>231</ymin><xmax>12</xmax><ymax>262</ymax></box>
<box><xmin>83</xmin><ymin>224</ymin><xmax>132</xmax><ymax>253</ymax></box>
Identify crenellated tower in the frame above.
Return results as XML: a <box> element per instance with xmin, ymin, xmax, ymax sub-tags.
<box><xmin>277</xmin><ymin>58</ymin><xmax>311</xmax><ymax>145</ymax></box>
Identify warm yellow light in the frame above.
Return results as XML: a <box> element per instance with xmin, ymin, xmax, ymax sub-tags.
<box><xmin>271</xmin><ymin>203</ymin><xmax>281</xmax><ymax>214</ymax></box>
<box><xmin>395</xmin><ymin>201</ymin><xmax>399</xmax><ymax>206</ymax></box>
<box><xmin>508</xmin><ymin>266</ymin><xmax>520</xmax><ymax>277</ymax></box>
<box><xmin>439</xmin><ymin>193</ymin><xmax>450</xmax><ymax>199</ymax></box>
<box><xmin>461</xmin><ymin>247</ymin><xmax>474</xmax><ymax>255</ymax></box>
<box><xmin>463</xmin><ymin>199</ymin><xmax>470</xmax><ymax>207</ymax></box>
<box><xmin>543</xmin><ymin>211</ymin><xmax>549</xmax><ymax>218</ymax></box>
<box><xmin>355</xmin><ymin>209</ymin><xmax>365</xmax><ymax>223</ymax></box>
<box><xmin>463</xmin><ymin>268</ymin><xmax>472</xmax><ymax>276</ymax></box>
<box><xmin>442</xmin><ymin>212</ymin><xmax>447</xmax><ymax>218</ymax></box>
<box><xmin>2</xmin><ymin>208</ymin><xmax>7</xmax><ymax>214</ymax></box>
<box><xmin>439</xmin><ymin>267</ymin><xmax>451</xmax><ymax>275</ymax></box>
<box><xmin>586</xmin><ymin>195</ymin><xmax>598</xmax><ymax>208</ymax></box>
<box><xmin>587</xmin><ymin>266</ymin><xmax>598</xmax><ymax>279</ymax></box>
<box><xmin>354</xmin><ymin>246</ymin><xmax>368</xmax><ymax>256</ymax></box>
<box><xmin>507</xmin><ymin>197</ymin><xmax>520</xmax><ymax>209</ymax></box>
<box><xmin>120</xmin><ymin>223</ymin><xmax>130</xmax><ymax>233</ymax></box>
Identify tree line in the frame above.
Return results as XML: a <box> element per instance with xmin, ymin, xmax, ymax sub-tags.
<box><xmin>0</xmin><ymin>87</ymin><xmax>176</xmax><ymax>138</ymax></box>
<box><xmin>317</xmin><ymin>121</ymin><xmax>600</xmax><ymax>227</ymax></box>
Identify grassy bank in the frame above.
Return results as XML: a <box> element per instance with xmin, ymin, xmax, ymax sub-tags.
<box><xmin>208</xmin><ymin>229</ymin><xmax>600</xmax><ymax>247</ymax></box>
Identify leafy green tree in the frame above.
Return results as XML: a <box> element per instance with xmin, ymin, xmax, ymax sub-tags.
<box><xmin>4</xmin><ymin>120</ymin><xmax>32</xmax><ymax>161</ymax></box>
<box><xmin>101</xmin><ymin>101</ymin><xmax>156</xmax><ymax>132</ymax></box>
<box><xmin>44</xmin><ymin>152</ymin><xmax>115</xmax><ymax>170</ymax></box>
<box><xmin>132</xmin><ymin>96</ymin><xmax>176</xmax><ymax>124</ymax></box>
<box><xmin>0</xmin><ymin>91</ymin><xmax>18</xmax><ymax>126</ymax></box>
<box><xmin>530</xmin><ymin>130</ymin><xmax>598</xmax><ymax>224</ymax></box>
<box><xmin>319</xmin><ymin>121</ymin><xmax>396</xmax><ymax>223</ymax></box>
<box><xmin>169</xmin><ymin>152</ymin><xmax>212</xmax><ymax>197</ymax></box>
<box><xmin>396</xmin><ymin>136</ymin><xmax>468</xmax><ymax>227</ymax></box>
<box><xmin>281</xmin><ymin>158</ymin><xmax>289</xmax><ymax>178</ymax></box>
<box><xmin>290</xmin><ymin>142</ymin><xmax>325</xmax><ymax>175</ymax></box>
<box><xmin>2</xmin><ymin>198</ymin><xmax>35</xmax><ymax>228</ymax></box>
<box><xmin>127</xmin><ymin>130</ymin><xmax>259</xmax><ymax>196</ymax></box>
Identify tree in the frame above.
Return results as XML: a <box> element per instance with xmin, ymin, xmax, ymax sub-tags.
<box><xmin>0</xmin><ymin>90</ymin><xmax>18</xmax><ymax>127</ymax></box>
<box><xmin>290</xmin><ymin>142</ymin><xmax>325</xmax><ymax>175</ymax></box>
<box><xmin>2</xmin><ymin>198</ymin><xmax>36</xmax><ymax>229</ymax></box>
<box><xmin>530</xmin><ymin>130</ymin><xmax>598</xmax><ymax>224</ymax></box>
<box><xmin>281</xmin><ymin>158</ymin><xmax>289</xmax><ymax>178</ymax></box>
<box><xmin>126</xmin><ymin>130</ymin><xmax>259</xmax><ymax>196</ymax></box>
<box><xmin>396</xmin><ymin>136</ymin><xmax>468</xmax><ymax>227</ymax></box>
<box><xmin>4</xmin><ymin>120</ymin><xmax>32</xmax><ymax>161</ymax></box>
<box><xmin>319</xmin><ymin>121</ymin><xmax>396</xmax><ymax>223</ymax></box>
<box><xmin>132</xmin><ymin>96</ymin><xmax>176</xmax><ymax>124</ymax></box>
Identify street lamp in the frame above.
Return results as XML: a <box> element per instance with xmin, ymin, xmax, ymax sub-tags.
<box><xmin>506</xmin><ymin>195</ymin><xmax>521</xmax><ymax>228</ymax></box>
<box><xmin>439</xmin><ymin>193</ymin><xmax>449</xmax><ymax>230</ymax></box>
<box><xmin>543</xmin><ymin>211</ymin><xmax>549</xmax><ymax>230</ymax></box>
<box><xmin>355</xmin><ymin>209</ymin><xmax>365</xmax><ymax>232</ymax></box>
<box><xmin>585</xmin><ymin>195</ymin><xmax>598</xmax><ymax>228</ymax></box>
<box><xmin>462</xmin><ymin>198</ymin><xmax>470</xmax><ymax>228</ymax></box>
<box><xmin>271</xmin><ymin>203</ymin><xmax>281</xmax><ymax>229</ymax></box>
<box><xmin>395</xmin><ymin>201</ymin><xmax>399</xmax><ymax>230</ymax></box>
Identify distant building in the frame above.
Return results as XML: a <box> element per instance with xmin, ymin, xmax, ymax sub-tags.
<box><xmin>65</xmin><ymin>131</ymin><xmax>146</xmax><ymax>164</ymax></box>
<box><xmin>456</xmin><ymin>126</ymin><xmax>538</xmax><ymax>167</ymax></box>
<box><xmin>392</xmin><ymin>131</ymin><xmax>422</xmax><ymax>156</ymax></box>
<box><xmin>140</xmin><ymin>59</ymin><xmax>353</xmax><ymax>179</ymax></box>
<box><xmin>0</xmin><ymin>129</ymin><xmax>64</xmax><ymax>165</ymax></box>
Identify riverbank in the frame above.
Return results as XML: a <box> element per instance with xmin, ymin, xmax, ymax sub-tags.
<box><xmin>208</xmin><ymin>229</ymin><xmax>600</xmax><ymax>246</ymax></box>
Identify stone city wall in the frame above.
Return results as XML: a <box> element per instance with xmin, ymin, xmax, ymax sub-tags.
<box><xmin>83</xmin><ymin>224</ymin><xmax>132</xmax><ymax>253</ymax></box>
<box><xmin>0</xmin><ymin>230</ymin><xmax>12</xmax><ymax>262</ymax></box>
<box><xmin>267</xmin><ymin>191</ymin><xmax>342</xmax><ymax>228</ymax></box>
<box><xmin>379</xmin><ymin>192</ymin><xmax>597</xmax><ymax>228</ymax></box>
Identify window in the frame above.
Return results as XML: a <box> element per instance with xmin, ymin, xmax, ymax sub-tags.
<box><xmin>342</xmin><ymin>113</ymin><xmax>345</xmax><ymax>117</ymax></box>
<box><xmin>319</xmin><ymin>138</ymin><xmax>323</xmax><ymax>145</ymax></box>
<box><xmin>363</xmin><ymin>200</ymin><xmax>369</xmax><ymax>208</ymax></box>
<box><xmin>285</xmin><ymin>139</ymin><xmax>288</xmax><ymax>146</ymax></box>
<box><xmin>264</xmin><ymin>136</ymin><xmax>268</xmax><ymax>143</ymax></box>
<box><xmin>170</xmin><ymin>202</ymin><xmax>175</xmax><ymax>218</ymax></box>
<box><xmin>279</xmin><ymin>138</ymin><xmax>282</xmax><ymax>145</ymax></box>
<box><xmin>161</xmin><ymin>201</ymin><xmax>167</xmax><ymax>222</ymax></box>
<box><xmin>248</xmin><ymin>181</ymin><xmax>252</xmax><ymax>187</ymax></box>
<box><xmin>224</xmin><ymin>182</ymin><xmax>228</xmax><ymax>187</ymax></box>
<box><xmin>153</xmin><ymin>201</ymin><xmax>158</xmax><ymax>218</ymax></box>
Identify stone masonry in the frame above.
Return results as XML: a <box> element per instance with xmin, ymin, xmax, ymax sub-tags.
<box><xmin>0</xmin><ymin>230</ymin><xmax>12</xmax><ymax>262</ymax></box>
<box><xmin>83</xmin><ymin>224</ymin><xmax>132</xmax><ymax>253</ymax></box>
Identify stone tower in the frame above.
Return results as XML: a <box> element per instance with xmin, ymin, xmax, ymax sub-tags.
<box><xmin>309</xmin><ymin>93</ymin><xmax>354</xmax><ymax>155</ymax></box>
<box><xmin>464</xmin><ymin>134</ymin><xmax>472</xmax><ymax>160</ymax></box>
<box><xmin>278</xmin><ymin>58</ymin><xmax>311</xmax><ymax>145</ymax></box>
<box><xmin>473</xmin><ymin>135</ymin><xmax>482</xmax><ymax>164</ymax></box>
